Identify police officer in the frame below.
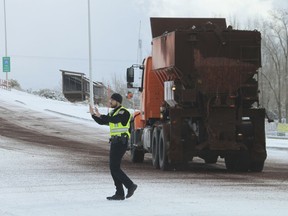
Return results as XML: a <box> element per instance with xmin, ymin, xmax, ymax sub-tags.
<box><xmin>89</xmin><ymin>93</ymin><xmax>137</xmax><ymax>200</ymax></box>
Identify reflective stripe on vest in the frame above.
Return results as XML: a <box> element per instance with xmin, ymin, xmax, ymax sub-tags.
<box><xmin>109</xmin><ymin>106</ymin><xmax>131</xmax><ymax>138</ymax></box>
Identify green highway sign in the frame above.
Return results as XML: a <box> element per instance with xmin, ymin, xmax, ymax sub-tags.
<box><xmin>2</xmin><ymin>57</ymin><xmax>10</xmax><ymax>72</ymax></box>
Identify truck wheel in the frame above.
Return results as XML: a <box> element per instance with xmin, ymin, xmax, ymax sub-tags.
<box><xmin>238</xmin><ymin>117</ymin><xmax>265</xmax><ymax>172</ymax></box>
<box><xmin>152</xmin><ymin>128</ymin><xmax>160</xmax><ymax>169</ymax></box>
<box><xmin>225</xmin><ymin>155</ymin><xmax>237</xmax><ymax>171</ymax></box>
<box><xmin>249</xmin><ymin>160</ymin><xmax>264</xmax><ymax>172</ymax></box>
<box><xmin>158</xmin><ymin>129</ymin><xmax>169</xmax><ymax>171</ymax></box>
<box><xmin>225</xmin><ymin>150</ymin><xmax>250</xmax><ymax>172</ymax></box>
<box><xmin>131</xmin><ymin>147</ymin><xmax>144</xmax><ymax>163</ymax></box>
<box><xmin>204</xmin><ymin>155</ymin><xmax>218</xmax><ymax>164</ymax></box>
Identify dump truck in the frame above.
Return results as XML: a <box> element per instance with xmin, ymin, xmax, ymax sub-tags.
<box><xmin>126</xmin><ymin>17</ymin><xmax>266</xmax><ymax>172</ymax></box>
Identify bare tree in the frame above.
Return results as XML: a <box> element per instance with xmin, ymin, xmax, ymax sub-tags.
<box><xmin>271</xmin><ymin>10</ymin><xmax>288</xmax><ymax>121</ymax></box>
<box><xmin>110</xmin><ymin>73</ymin><xmax>133</xmax><ymax>108</ymax></box>
<box><xmin>259</xmin><ymin>9</ymin><xmax>288</xmax><ymax>120</ymax></box>
<box><xmin>110</xmin><ymin>73</ymin><xmax>127</xmax><ymax>96</ymax></box>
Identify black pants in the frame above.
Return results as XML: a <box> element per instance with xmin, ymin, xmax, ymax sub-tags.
<box><xmin>109</xmin><ymin>137</ymin><xmax>133</xmax><ymax>196</ymax></box>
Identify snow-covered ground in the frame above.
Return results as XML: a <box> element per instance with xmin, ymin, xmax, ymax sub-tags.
<box><xmin>0</xmin><ymin>88</ymin><xmax>288</xmax><ymax>216</ymax></box>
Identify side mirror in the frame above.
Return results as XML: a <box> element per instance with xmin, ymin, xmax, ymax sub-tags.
<box><xmin>127</xmin><ymin>67</ymin><xmax>134</xmax><ymax>83</ymax></box>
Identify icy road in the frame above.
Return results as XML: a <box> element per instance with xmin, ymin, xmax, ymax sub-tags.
<box><xmin>0</xmin><ymin>89</ymin><xmax>288</xmax><ymax>216</ymax></box>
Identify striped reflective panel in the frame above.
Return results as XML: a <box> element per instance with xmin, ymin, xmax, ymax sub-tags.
<box><xmin>111</xmin><ymin>128</ymin><xmax>128</xmax><ymax>133</ymax></box>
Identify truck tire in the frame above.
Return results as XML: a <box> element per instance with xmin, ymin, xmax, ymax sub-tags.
<box><xmin>225</xmin><ymin>150</ymin><xmax>250</xmax><ymax>172</ymax></box>
<box><xmin>235</xmin><ymin>120</ymin><xmax>263</xmax><ymax>172</ymax></box>
<box><xmin>131</xmin><ymin>147</ymin><xmax>144</xmax><ymax>163</ymax></box>
<box><xmin>152</xmin><ymin>128</ymin><xmax>160</xmax><ymax>169</ymax></box>
<box><xmin>158</xmin><ymin>129</ymin><xmax>169</xmax><ymax>171</ymax></box>
<box><xmin>204</xmin><ymin>155</ymin><xmax>218</xmax><ymax>164</ymax></box>
<box><xmin>249</xmin><ymin>160</ymin><xmax>264</xmax><ymax>172</ymax></box>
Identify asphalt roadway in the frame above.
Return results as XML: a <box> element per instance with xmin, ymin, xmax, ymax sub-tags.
<box><xmin>0</xmin><ymin>101</ymin><xmax>288</xmax><ymax>215</ymax></box>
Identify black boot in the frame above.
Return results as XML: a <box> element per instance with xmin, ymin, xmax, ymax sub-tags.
<box><xmin>106</xmin><ymin>194</ymin><xmax>125</xmax><ymax>200</ymax></box>
<box><xmin>126</xmin><ymin>184</ymin><xmax>137</xmax><ymax>198</ymax></box>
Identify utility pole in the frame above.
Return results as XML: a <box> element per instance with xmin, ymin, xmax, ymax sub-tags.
<box><xmin>88</xmin><ymin>0</ymin><xmax>94</xmax><ymax>106</ymax></box>
<box><xmin>3</xmin><ymin>0</ymin><xmax>9</xmax><ymax>88</ymax></box>
<box><xmin>137</xmin><ymin>21</ymin><xmax>142</xmax><ymax>65</ymax></box>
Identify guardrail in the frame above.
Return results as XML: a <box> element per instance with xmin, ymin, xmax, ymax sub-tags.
<box><xmin>266</xmin><ymin>120</ymin><xmax>288</xmax><ymax>138</ymax></box>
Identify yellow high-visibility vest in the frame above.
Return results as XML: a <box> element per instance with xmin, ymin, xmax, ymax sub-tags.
<box><xmin>109</xmin><ymin>106</ymin><xmax>131</xmax><ymax>138</ymax></box>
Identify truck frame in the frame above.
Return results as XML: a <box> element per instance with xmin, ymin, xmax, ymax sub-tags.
<box><xmin>126</xmin><ymin>17</ymin><xmax>266</xmax><ymax>172</ymax></box>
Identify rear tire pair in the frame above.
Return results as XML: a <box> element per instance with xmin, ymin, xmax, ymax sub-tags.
<box><xmin>152</xmin><ymin>127</ymin><xmax>169</xmax><ymax>170</ymax></box>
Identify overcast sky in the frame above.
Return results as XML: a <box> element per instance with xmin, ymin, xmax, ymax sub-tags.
<box><xmin>0</xmin><ymin>0</ymin><xmax>287</xmax><ymax>90</ymax></box>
